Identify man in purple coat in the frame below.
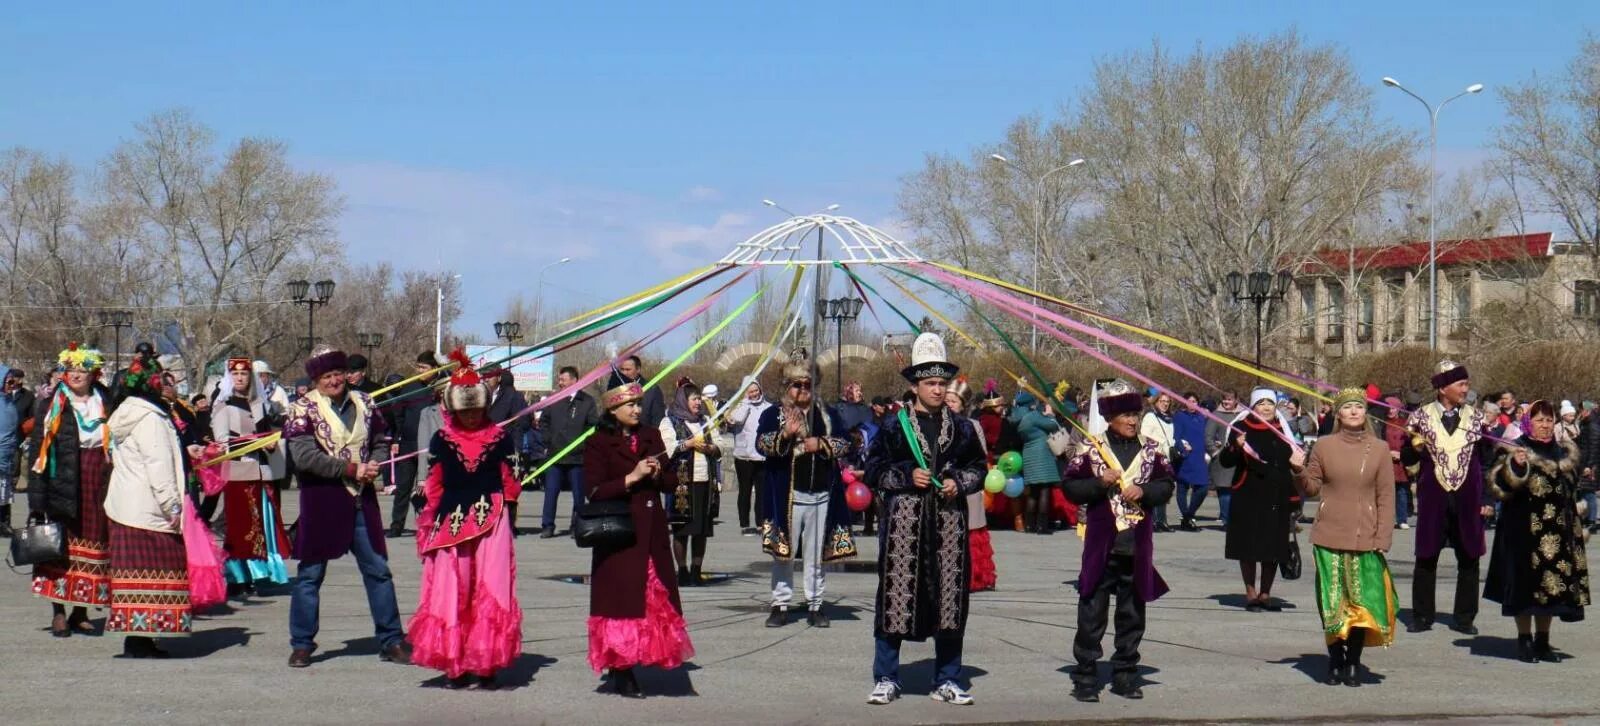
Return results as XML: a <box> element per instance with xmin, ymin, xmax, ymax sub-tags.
<box><xmin>1062</xmin><ymin>380</ymin><xmax>1174</xmax><ymax>703</ymax></box>
<box><xmin>283</xmin><ymin>346</ymin><xmax>407</xmax><ymax>668</ymax></box>
<box><xmin>1402</xmin><ymin>359</ymin><xmax>1493</xmax><ymax>635</ymax></box>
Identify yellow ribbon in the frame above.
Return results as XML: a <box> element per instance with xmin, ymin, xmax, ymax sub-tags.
<box><xmin>558</xmin><ymin>264</ymin><xmax>716</xmax><ymax>327</ymax></box>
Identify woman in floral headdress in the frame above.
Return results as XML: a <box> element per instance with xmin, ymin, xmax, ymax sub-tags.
<box><xmin>408</xmin><ymin>351</ymin><xmax>523</xmax><ymax>689</ymax></box>
<box><xmin>27</xmin><ymin>343</ymin><xmax>115</xmax><ymax>637</ymax></box>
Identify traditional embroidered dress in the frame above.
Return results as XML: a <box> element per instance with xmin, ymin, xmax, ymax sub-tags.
<box><xmin>1485</xmin><ymin>435</ymin><xmax>1590</xmax><ymax>621</ymax></box>
<box><xmin>29</xmin><ymin>380</ymin><xmax>114</xmax><ymax>608</ymax></box>
<box><xmin>409</xmin><ymin>416</ymin><xmax>523</xmax><ymax>679</ymax></box>
<box><xmin>213</xmin><ymin>359</ymin><xmax>290</xmax><ymax>587</ymax></box>
<box><xmin>1403</xmin><ymin>389</ymin><xmax>1493</xmax><ymax>629</ymax></box>
<box><xmin>755</xmin><ymin>404</ymin><xmax>858</xmax><ymax>562</ymax></box>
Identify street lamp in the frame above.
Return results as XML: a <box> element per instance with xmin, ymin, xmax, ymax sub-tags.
<box><xmin>819</xmin><ymin>295</ymin><xmax>864</xmax><ymax>401</ymax></box>
<box><xmin>1382</xmin><ymin>76</ymin><xmax>1484</xmax><ymax>351</ymax></box>
<box><xmin>288</xmin><ymin>278</ymin><xmax>335</xmax><ymax>353</ymax></box>
<box><xmin>435</xmin><ymin>273</ymin><xmax>461</xmax><ymax>355</ymax></box>
<box><xmin>534</xmin><ymin>257</ymin><xmax>572</xmax><ymax>337</ymax></box>
<box><xmin>1226</xmin><ymin>270</ymin><xmax>1293</xmax><ymax>375</ymax></box>
<box><xmin>989</xmin><ymin>154</ymin><xmax>1088</xmax><ymax>354</ymax></box>
<box><xmin>99</xmin><ymin>310</ymin><xmax>134</xmax><ymax>372</ymax></box>
<box><xmin>494</xmin><ymin>320</ymin><xmax>524</xmax><ymax>357</ymax></box>
<box><xmin>357</xmin><ymin>331</ymin><xmax>384</xmax><ymax>359</ymax></box>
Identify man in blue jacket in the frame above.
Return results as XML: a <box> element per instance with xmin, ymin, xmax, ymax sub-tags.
<box><xmin>0</xmin><ymin>364</ymin><xmax>17</xmax><ymax>537</ymax></box>
<box><xmin>1171</xmin><ymin>393</ymin><xmax>1210</xmax><ymax>532</ymax></box>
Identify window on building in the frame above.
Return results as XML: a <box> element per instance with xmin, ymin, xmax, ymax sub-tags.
<box><xmin>1358</xmin><ymin>286</ymin><xmax>1375</xmax><ymax>342</ymax></box>
<box><xmin>1576</xmin><ymin>280</ymin><xmax>1600</xmax><ymax>319</ymax></box>
<box><xmin>1451</xmin><ymin>275</ymin><xmax>1471</xmax><ymax>334</ymax></box>
<box><xmin>1298</xmin><ymin>284</ymin><xmax>1315</xmax><ymax>339</ymax></box>
<box><xmin>1386</xmin><ymin>278</ymin><xmax>1405</xmax><ymax>341</ymax></box>
<box><xmin>1326</xmin><ymin>282</ymin><xmax>1345</xmax><ymax>342</ymax></box>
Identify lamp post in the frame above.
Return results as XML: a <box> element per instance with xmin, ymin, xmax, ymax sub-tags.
<box><xmin>288</xmin><ymin>279</ymin><xmax>335</xmax><ymax>353</ymax></box>
<box><xmin>1226</xmin><ymin>270</ymin><xmax>1293</xmax><ymax>375</ymax></box>
<box><xmin>99</xmin><ymin>310</ymin><xmax>134</xmax><ymax>372</ymax></box>
<box><xmin>493</xmin><ymin>320</ymin><xmax>523</xmax><ymax>357</ymax></box>
<box><xmin>357</xmin><ymin>331</ymin><xmax>384</xmax><ymax>360</ymax></box>
<box><xmin>818</xmin><ymin>295</ymin><xmax>864</xmax><ymax>401</ymax></box>
<box><xmin>535</xmin><ymin>257</ymin><xmax>572</xmax><ymax>337</ymax></box>
<box><xmin>1381</xmin><ymin>76</ymin><xmax>1484</xmax><ymax>351</ymax></box>
<box><xmin>988</xmin><ymin>154</ymin><xmax>1086</xmax><ymax>354</ymax></box>
<box><xmin>435</xmin><ymin>273</ymin><xmax>461</xmax><ymax>355</ymax></box>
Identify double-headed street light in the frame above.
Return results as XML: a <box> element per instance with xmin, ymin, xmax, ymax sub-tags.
<box><xmin>988</xmin><ymin>154</ymin><xmax>1087</xmax><ymax>354</ymax></box>
<box><xmin>1225</xmin><ymin>270</ymin><xmax>1293</xmax><ymax>375</ymax></box>
<box><xmin>357</xmin><ymin>331</ymin><xmax>384</xmax><ymax>358</ymax></box>
<box><xmin>494</xmin><ymin>320</ymin><xmax>524</xmax><ymax>357</ymax></box>
<box><xmin>1382</xmin><ymin>76</ymin><xmax>1485</xmax><ymax>351</ymax></box>
<box><xmin>288</xmin><ymin>279</ymin><xmax>335</xmax><ymax>353</ymax></box>
<box><xmin>818</xmin><ymin>296</ymin><xmax>864</xmax><ymax>401</ymax></box>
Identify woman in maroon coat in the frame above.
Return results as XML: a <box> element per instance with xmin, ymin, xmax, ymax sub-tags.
<box><xmin>584</xmin><ymin>380</ymin><xmax>694</xmax><ymax>698</ymax></box>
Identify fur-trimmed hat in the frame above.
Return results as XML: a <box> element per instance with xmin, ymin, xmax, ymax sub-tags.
<box><xmin>304</xmin><ymin>346</ymin><xmax>349</xmax><ymax>381</ymax></box>
<box><xmin>901</xmin><ymin>332</ymin><xmax>959</xmax><ymax>383</ymax></box>
<box><xmin>443</xmin><ymin>349</ymin><xmax>489</xmax><ymax>412</ymax></box>
<box><xmin>781</xmin><ymin>347</ymin><xmax>814</xmax><ymax>383</ymax></box>
<box><xmin>1097</xmin><ymin>379</ymin><xmax>1143</xmax><ymax>418</ymax></box>
<box><xmin>1431</xmin><ymin>359</ymin><xmax>1469</xmax><ymax>390</ymax></box>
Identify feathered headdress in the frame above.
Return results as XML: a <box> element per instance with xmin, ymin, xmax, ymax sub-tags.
<box><xmin>980</xmin><ymin>377</ymin><xmax>1004</xmax><ymax>409</ymax></box>
<box><xmin>58</xmin><ymin>342</ymin><xmax>104</xmax><ymax>373</ymax></box>
<box><xmin>444</xmin><ymin>348</ymin><xmax>490</xmax><ymax>411</ymax></box>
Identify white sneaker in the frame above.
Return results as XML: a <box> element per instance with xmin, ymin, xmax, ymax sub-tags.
<box><xmin>931</xmin><ymin>682</ymin><xmax>974</xmax><ymax>705</ymax></box>
<box><xmin>867</xmin><ymin>679</ymin><xmax>900</xmax><ymax>705</ymax></box>
<box><xmin>1399</xmin><ymin>522</ymin><xmax>1410</xmax><ymax>530</ymax></box>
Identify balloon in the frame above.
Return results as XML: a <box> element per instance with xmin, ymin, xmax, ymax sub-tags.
<box><xmin>1003</xmin><ymin>476</ymin><xmax>1026</xmax><ymax>498</ymax></box>
<box><xmin>845</xmin><ymin>481</ymin><xmax>873</xmax><ymax>512</ymax></box>
<box><xmin>840</xmin><ymin>468</ymin><xmax>861</xmax><ymax>487</ymax></box>
<box><xmin>983</xmin><ymin>468</ymin><xmax>1007</xmax><ymax>494</ymax></box>
<box><xmin>998</xmin><ymin>451</ymin><xmax>1023</xmax><ymax>476</ymax></box>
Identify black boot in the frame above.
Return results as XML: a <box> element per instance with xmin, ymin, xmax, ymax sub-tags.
<box><xmin>504</xmin><ymin>502</ymin><xmax>520</xmax><ymax>537</ymax></box>
<box><xmin>123</xmin><ymin>636</ymin><xmax>170</xmax><ymax>659</ymax></box>
<box><xmin>1533</xmin><ymin>632</ymin><xmax>1558</xmax><ymax>662</ymax></box>
<box><xmin>1323</xmin><ymin>639</ymin><xmax>1346</xmax><ymax>686</ymax></box>
<box><xmin>765</xmin><ymin>606</ymin><xmax>787</xmax><ymax>628</ymax></box>
<box><xmin>1342</xmin><ymin>629</ymin><xmax>1366</xmax><ymax>687</ymax></box>
<box><xmin>688</xmin><ymin>565</ymin><xmax>702</xmax><ymax>587</ymax></box>
<box><xmin>0</xmin><ymin>504</ymin><xmax>13</xmax><ymax>537</ymax></box>
<box><xmin>612</xmin><ymin>668</ymin><xmax>644</xmax><ymax>699</ymax></box>
<box><xmin>677</xmin><ymin>566</ymin><xmax>692</xmax><ymax>587</ymax></box>
<box><xmin>1517</xmin><ymin>634</ymin><xmax>1538</xmax><ymax>663</ymax></box>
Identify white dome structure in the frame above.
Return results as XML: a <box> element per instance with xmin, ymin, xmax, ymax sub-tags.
<box><xmin>719</xmin><ymin>213</ymin><xmax>922</xmax><ymax>266</ymax></box>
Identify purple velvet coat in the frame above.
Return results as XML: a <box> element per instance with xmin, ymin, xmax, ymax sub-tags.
<box><xmin>1406</xmin><ymin>403</ymin><xmax>1491</xmax><ymax>561</ymax></box>
<box><xmin>283</xmin><ymin>390</ymin><xmax>389</xmax><ymax>562</ymax></box>
<box><xmin>1061</xmin><ymin>437</ymin><xmax>1174</xmax><ymax>604</ymax></box>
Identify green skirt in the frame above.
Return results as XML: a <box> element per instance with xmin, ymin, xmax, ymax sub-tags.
<box><xmin>1313</xmin><ymin>546</ymin><xmax>1397</xmax><ymax>647</ymax></box>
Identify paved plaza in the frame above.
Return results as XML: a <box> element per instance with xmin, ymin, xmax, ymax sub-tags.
<box><xmin>3</xmin><ymin>492</ymin><xmax>1597</xmax><ymax>725</ymax></box>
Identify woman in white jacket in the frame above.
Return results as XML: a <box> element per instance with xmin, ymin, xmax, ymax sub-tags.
<box><xmin>103</xmin><ymin>352</ymin><xmax>191</xmax><ymax>658</ymax></box>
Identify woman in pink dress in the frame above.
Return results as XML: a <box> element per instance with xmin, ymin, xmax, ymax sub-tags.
<box><xmin>408</xmin><ymin>352</ymin><xmax>522</xmax><ymax>689</ymax></box>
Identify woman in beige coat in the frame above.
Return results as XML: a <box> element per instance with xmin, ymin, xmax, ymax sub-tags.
<box><xmin>1294</xmin><ymin>387</ymin><xmax>1396</xmax><ymax>688</ymax></box>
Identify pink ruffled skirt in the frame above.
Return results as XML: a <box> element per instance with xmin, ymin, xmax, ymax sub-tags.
<box><xmin>407</xmin><ymin>518</ymin><xmax>522</xmax><ymax>678</ymax></box>
<box><xmin>587</xmin><ymin>561</ymin><xmax>695</xmax><ymax>674</ymax></box>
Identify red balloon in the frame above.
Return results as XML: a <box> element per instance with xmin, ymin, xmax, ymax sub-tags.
<box><xmin>845</xmin><ymin>481</ymin><xmax>872</xmax><ymax>512</ymax></box>
<box><xmin>840</xmin><ymin>467</ymin><xmax>861</xmax><ymax>486</ymax></box>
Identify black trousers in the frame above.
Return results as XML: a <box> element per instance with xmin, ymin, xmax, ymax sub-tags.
<box><xmin>1073</xmin><ymin>553</ymin><xmax>1145</xmax><ymax>686</ymax></box>
<box><xmin>735</xmin><ymin>459</ymin><xmax>763</xmax><ymax>529</ymax></box>
<box><xmin>1413</xmin><ymin>493</ymin><xmax>1480</xmax><ymax>623</ymax></box>
<box><xmin>388</xmin><ymin>450</ymin><xmax>420</xmax><ymax>531</ymax></box>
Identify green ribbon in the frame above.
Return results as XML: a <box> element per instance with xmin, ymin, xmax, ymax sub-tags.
<box><xmin>895</xmin><ymin>407</ymin><xmax>929</xmax><ymax>471</ymax></box>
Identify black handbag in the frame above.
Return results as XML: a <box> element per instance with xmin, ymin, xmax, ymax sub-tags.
<box><xmin>573</xmin><ymin>498</ymin><xmax>636</xmax><ymax>549</ymax></box>
<box><xmin>8</xmin><ymin>514</ymin><xmax>66</xmax><ymax>568</ymax></box>
<box><xmin>1280</xmin><ymin>525</ymin><xmax>1303</xmax><ymax>581</ymax></box>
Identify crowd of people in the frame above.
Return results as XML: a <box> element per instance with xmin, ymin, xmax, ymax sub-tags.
<box><xmin>0</xmin><ymin>336</ymin><xmax>1591</xmax><ymax>702</ymax></box>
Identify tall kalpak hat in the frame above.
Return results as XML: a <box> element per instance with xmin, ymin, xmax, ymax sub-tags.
<box><xmin>57</xmin><ymin>342</ymin><xmax>104</xmax><ymax>373</ymax></box>
<box><xmin>443</xmin><ymin>349</ymin><xmax>489</xmax><ymax>412</ymax></box>
<box><xmin>781</xmin><ymin>347</ymin><xmax>813</xmax><ymax>383</ymax></box>
<box><xmin>304</xmin><ymin>345</ymin><xmax>349</xmax><ymax>381</ymax></box>
<box><xmin>1096</xmin><ymin>379</ymin><xmax>1144</xmax><ymax>418</ymax></box>
<box><xmin>1431</xmin><ymin>359</ymin><xmax>1469</xmax><ymax>390</ymax></box>
<box><xmin>602</xmin><ymin>380</ymin><xmax>645</xmax><ymax>410</ymax></box>
<box><xmin>901</xmin><ymin>332</ymin><xmax>959</xmax><ymax>382</ymax></box>
<box><xmin>227</xmin><ymin>357</ymin><xmax>252</xmax><ymax>374</ymax></box>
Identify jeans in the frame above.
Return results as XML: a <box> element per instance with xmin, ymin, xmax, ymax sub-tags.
<box><xmin>289</xmin><ymin>509</ymin><xmax>404</xmax><ymax>651</ymax></box>
<box><xmin>1177</xmin><ymin>480</ymin><xmax>1208</xmax><ymax>520</ymax></box>
<box><xmin>1395</xmin><ymin>483</ymin><xmax>1411</xmax><ymax>526</ymax></box>
<box><xmin>1216</xmin><ymin>488</ymin><xmax>1231</xmax><ymax>526</ymax></box>
<box><xmin>772</xmin><ymin>490</ymin><xmax>826</xmax><ymax>609</ymax></box>
<box><xmin>1153</xmin><ymin>504</ymin><xmax>1168</xmax><ymax>527</ymax></box>
<box><xmin>873</xmin><ymin>634</ymin><xmax>963</xmax><ymax>687</ymax></box>
<box><xmin>1582</xmin><ymin>490</ymin><xmax>1597</xmax><ymax>525</ymax></box>
<box><xmin>542</xmin><ymin>464</ymin><xmax>585</xmax><ymax>530</ymax></box>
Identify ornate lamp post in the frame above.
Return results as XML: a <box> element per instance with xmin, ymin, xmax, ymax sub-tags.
<box><xmin>288</xmin><ymin>279</ymin><xmax>335</xmax><ymax>353</ymax></box>
<box><xmin>494</xmin><ymin>320</ymin><xmax>523</xmax><ymax>357</ymax></box>
<box><xmin>1226</xmin><ymin>270</ymin><xmax>1293</xmax><ymax>374</ymax></box>
<box><xmin>100</xmin><ymin>309</ymin><xmax>134</xmax><ymax>372</ymax></box>
<box><xmin>357</xmin><ymin>331</ymin><xmax>384</xmax><ymax>358</ymax></box>
<box><xmin>818</xmin><ymin>296</ymin><xmax>864</xmax><ymax>401</ymax></box>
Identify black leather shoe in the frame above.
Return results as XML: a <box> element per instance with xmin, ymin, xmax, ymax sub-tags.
<box><xmin>539</xmin><ymin>526</ymin><xmax>557</xmax><ymax>539</ymax></box>
<box><xmin>1110</xmin><ymin>679</ymin><xmax>1144</xmax><ymax>699</ymax></box>
<box><xmin>807</xmin><ymin>609</ymin><xmax>830</xmax><ymax>628</ymax></box>
<box><xmin>613</xmin><ymin>670</ymin><xmax>645</xmax><ymax>699</ymax></box>
<box><xmin>385</xmin><ymin>526</ymin><xmax>404</xmax><ymax>539</ymax></box>
<box><xmin>444</xmin><ymin>675</ymin><xmax>474</xmax><ymax>690</ymax></box>
<box><xmin>288</xmin><ymin>648</ymin><xmax>313</xmax><ymax>668</ymax></box>
<box><xmin>1071</xmin><ymin>685</ymin><xmax>1099</xmax><ymax>703</ymax></box>
<box><xmin>1449</xmin><ymin>620</ymin><xmax>1478</xmax><ymax>636</ymax></box>
<box><xmin>1534</xmin><ymin>633</ymin><xmax>1558</xmax><ymax>662</ymax></box>
<box><xmin>1260</xmin><ymin>598</ymin><xmax>1284</xmax><ymax>612</ymax></box>
<box><xmin>123</xmin><ymin>637</ymin><xmax>171</xmax><ymax>659</ymax></box>
<box><xmin>1339</xmin><ymin>665</ymin><xmax>1360</xmax><ymax>687</ymax></box>
<box><xmin>379</xmin><ymin>643</ymin><xmax>411</xmax><ymax>665</ymax></box>
<box><xmin>765</xmin><ymin>606</ymin><xmax>787</xmax><ymax>628</ymax></box>
<box><xmin>1406</xmin><ymin>617</ymin><xmax>1433</xmax><ymax>633</ymax></box>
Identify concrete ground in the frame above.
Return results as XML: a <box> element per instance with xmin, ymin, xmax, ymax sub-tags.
<box><xmin>2</xmin><ymin>492</ymin><xmax>1597</xmax><ymax>726</ymax></box>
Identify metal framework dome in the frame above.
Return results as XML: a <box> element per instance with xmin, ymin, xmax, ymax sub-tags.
<box><xmin>719</xmin><ymin>214</ymin><xmax>922</xmax><ymax>266</ymax></box>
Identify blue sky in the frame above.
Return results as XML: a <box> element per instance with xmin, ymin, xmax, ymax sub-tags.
<box><xmin>2</xmin><ymin>2</ymin><xmax>1592</xmax><ymax>349</ymax></box>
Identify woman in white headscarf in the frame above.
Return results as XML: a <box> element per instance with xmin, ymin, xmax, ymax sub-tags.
<box><xmin>1218</xmin><ymin>388</ymin><xmax>1305</xmax><ymax>612</ymax></box>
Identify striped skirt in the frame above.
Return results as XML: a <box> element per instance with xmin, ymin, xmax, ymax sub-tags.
<box><xmin>1313</xmin><ymin>545</ymin><xmax>1397</xmax><ymax>647</ymax></box>
<box><xmin>106</xmin><ymin>522</ymin><xmax>192</xmax><ymax>637</ymax></box>
<box><xmin>31</xmin><ymin>448</ymin><xmax>112</xmax><ymax>607</ymax></box>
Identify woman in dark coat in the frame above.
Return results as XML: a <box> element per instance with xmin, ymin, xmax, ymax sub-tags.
<box><xmin>584</xmin><ymin>380</ymin><xmax>694</xmax><ymax>699</ymax></box>
<box><xmin>1219</xmin><ymin>388</ymin><xmax>1304</xmax><ymax>612</ymax></box>
<box><xmin>1485</xmin><ymin>399</ymin><xmax>1590</xmax><ymax>663</ymax></box>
